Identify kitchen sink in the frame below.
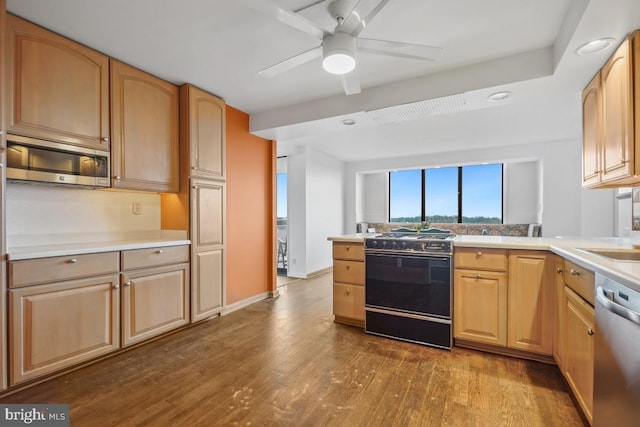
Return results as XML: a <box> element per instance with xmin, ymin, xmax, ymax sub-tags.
<box><xmin>578</xmin><ymin>248</ymin><xmax>640</xmax><ymax>261</ymax></box>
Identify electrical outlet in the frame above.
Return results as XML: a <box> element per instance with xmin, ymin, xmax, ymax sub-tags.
<box><xmin>132</xmin><ymin>202</ymin><xmax>142</xmax><ymax>215</ymax></box>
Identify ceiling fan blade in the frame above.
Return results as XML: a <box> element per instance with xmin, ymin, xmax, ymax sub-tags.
<box><xmin>240</xmin><ymin>0</ymin><xmax>325</xmax><ymax>40</ymax></box>
<box><xmin>340</xmin><ymin>71</ymin><xmax>361</xmax><ymax>95</ymax></box>
<box><xmin>358</xmin><ymin>38</ymin><xmax>443</xmax><ymax>61</ymax></box>
<box><xmin>258</xmin><ymin>46</ymin><xmax>323</xmax><ymax>78</ymax></box>
<box><xmin>346</xmin><ymin>0</ymin><xmax>393</xmax><ymax>37</ymax></box>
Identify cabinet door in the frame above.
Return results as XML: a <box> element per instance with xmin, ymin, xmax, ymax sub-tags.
<box><xmin>191</xmin><ymin>180</ymin><xmax>224</xmax><ymax>251</ymax></box>
<box><xmin>553</xmin><ymin>256</ymin><xmax>565</xmax><ymax>369</ymax></box>
<box><xmin>5</xmin><ymin>15</ymin><xmax>109</xmax><ymax>150</ymax></box>
<box><xmin>110</xmin><ymin>59</ymin><xmax>179</xmax><ymax>192</ymax></box>
<box><xmin>507</xmin><ymin>251</ymin><xmax>554</xmax><ymax>355</ymax></box>
<box><xmin>9</xmin><ymin>275</ymin><xmax>120</xmax><ymax>385</ymax></box>
<box><xmin>181</xmin><ymin>84</ymin><xmax>225</xmax><ymax>180</ymax></box>
<box><xmin>121</xmin><ymin>264</ymin><xmax>189</xmax><ymax>347</ymax></box>
<box><xmin>563</xmin><ymin>286</ymin><xmax>594</xmax><ymax>424</ymax></box>
<box><xmin>191</xmin><ymin>249</ymin><xmax>224</xmax><ymax>322</ymax></box>
<box><xmin>333</xmin><ymin>283</ymin><xmax>364</xmax><ymax>323</ymax></box>
<box><xmin>582</xmin><ymin>72</ymin><xmax>602</xmax><ymax>187</ymax></box>
<box><xmin>601</xmin><ymin>38</ymin><xmax>634</xmax><ymax>183</ymax></box>
<box><xmin>453</xmin><ymin>270</ymin><xmax>507</xmax><ymax>346</ymax></box>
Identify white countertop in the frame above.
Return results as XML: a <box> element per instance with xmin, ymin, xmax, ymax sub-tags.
<box><xmin>7</xmin><ymin>230</ymin><xmax>190</xmax><ymax>260</ymax></box>
<box><xmin>328</xmin><ymin>233</ymin><xmax>640</xmax><ymax>293</ymax></box>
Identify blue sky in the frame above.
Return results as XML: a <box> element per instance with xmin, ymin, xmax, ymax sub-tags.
<box><xmin>277</xmin><ymin>173</ymin><xmax>287</xmax><ymax>218</ymax></box>
<box><xmin>390</xmin><ymin>164</ymin><xmax>502</xmax><ymax>219</ymax></box>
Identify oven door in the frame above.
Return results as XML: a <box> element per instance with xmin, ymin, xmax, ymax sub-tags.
<box><xmin>365</xmin><ymin>252</ymin><xmax>451</xmax><ymax>318</ymax></box>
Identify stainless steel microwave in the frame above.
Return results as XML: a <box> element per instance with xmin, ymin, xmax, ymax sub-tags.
<box><xmin>6</xmin><ymin>135</ymin><xmax>110</xmax><ymax>188</ymax></box>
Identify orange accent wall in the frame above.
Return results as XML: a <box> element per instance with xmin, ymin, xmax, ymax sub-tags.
<box><xmin>226</xmin><ymin>105</ymin><xmax>277</xmax><ymax>304</ymax></box>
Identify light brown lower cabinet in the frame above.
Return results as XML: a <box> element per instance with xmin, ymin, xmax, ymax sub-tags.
<box><xmin>453</xmin><ymin>269</ymin><xmax>508</xmax><ymax>346</ymax></box>
<box><xmin>121</xmin><ymin>263</ymin><xmax>190</xmax><ymax>347</ymax></box>
<box><xmin>191</xmin><ymin>249</ymin><xmax>224</xmax><ymax>322</ymax></box>
<box><xmin>9</xmin><ymin>275</ymin><xmax>120</xmax><ymax>385</ymax></box>
<box><xmin>563</xmin><ymin>285</ymin><xmax>595</xmax><ymax>424</ymax></box>
<box><xmin>333</xmin><ymin>283</ymin><xmax>365</xmax><ymax>323</ymax></box>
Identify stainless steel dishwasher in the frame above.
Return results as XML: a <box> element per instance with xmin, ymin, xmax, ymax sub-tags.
<box><xmin>593</xmin><ymin>273</ymin><xmax>640</xmax><ymax>427</ymax></box>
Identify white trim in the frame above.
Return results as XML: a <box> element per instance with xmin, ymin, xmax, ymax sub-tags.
<box><xmin>221</xmin><ymin>291</ymin><xmax>271</xmax><ymax>316</ymax></box>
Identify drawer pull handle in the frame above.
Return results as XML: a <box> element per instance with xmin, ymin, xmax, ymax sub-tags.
<box><xmin>124</xmin><ymin>281</ymin><xmax>132</xmax><ymax>287</ymax></box>
<box><xmin>570</xmin><ymin>269</ymin><xmax>580</xmax><ymax>276</ymax></box>
<box><xmin>476</xmin><ymin>251</ymin><xmax>482</xmax><ymax>257</ymax></box>
<box><xmin>346</xmin><ymin>245</ymin><xmax>350</xmax><ymax>250</ymax></box>
<box><xmin>476</xmin><ymin>274</ymin><xmax>482</xmax><ymax>280</ymax></box>
<box><xmin>67</xmin><ymin>258</ymin><xmax>77</xmax><ymax>264</ymax></box>
<box><xmin>346</xmin><ymin>289</ymin><xmax>351</xmax><ymax>296</ymax></box>
<box><xmin>346</xmin><ymin>264</ymin><xmax>351</xmax><ymax>270</ymax></box>
<box><xmin>156</xmin><ymin>249</ymin><xmax>164</xmax><ymax>254</ymax></box>
<box><xmin>587</xmin><ymin>328</ymin><xmax>594</xmax><ymax>336</ymax></box>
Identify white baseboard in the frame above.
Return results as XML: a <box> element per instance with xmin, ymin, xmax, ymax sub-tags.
<box><xmin>221</xmin><ymin>291</ymin><xmax>272</xmax><ymax>315</ymax></box>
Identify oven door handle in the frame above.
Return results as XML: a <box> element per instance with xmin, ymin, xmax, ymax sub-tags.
<box><xmin>366</xmin><ymin>252</ymin><xmax>450</xmax><ymax>262</ymax></box>
<box><xmin>596</xmin><ymin>286</ymin><xmax>640</xmax><ymax>326</ymax></box>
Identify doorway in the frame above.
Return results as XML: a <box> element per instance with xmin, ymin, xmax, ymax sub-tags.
<box><xmin>276</xmin><ymin>157</ymin><xmax>288</xmax><ymax>276</ymax></box>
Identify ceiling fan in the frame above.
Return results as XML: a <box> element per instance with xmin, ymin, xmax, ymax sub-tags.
<box><xmin>242</xmin><ymin>0</ymin><xmax>443</xmax><ymax>95</ymax></box>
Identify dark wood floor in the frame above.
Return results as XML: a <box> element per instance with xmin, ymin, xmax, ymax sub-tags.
<box><xmin>1</xmin><ymin>273</ymin><xmax>585</xmax><ymax>426</ymax></box>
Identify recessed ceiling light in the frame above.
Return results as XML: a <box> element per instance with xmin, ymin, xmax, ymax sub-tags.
<box><xmin>576</xmin><ymin>38</ymin><xmax>615</xmax><ymax>55</ymax></box>
<box><xmin>487</xmin><ymin>91</ymin><xmax>512</xmax><ymax>101</ymax></box>
<box><xmin>341</xmin><ymin>118</ymin><xmax>356</xmax><ymax>126</ymax></box>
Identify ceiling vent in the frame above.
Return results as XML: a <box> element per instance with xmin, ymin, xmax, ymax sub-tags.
<box><xmin>366</xmin><ymin>93</ymin><xmax>466</xmax><ymax>125</ymax></box>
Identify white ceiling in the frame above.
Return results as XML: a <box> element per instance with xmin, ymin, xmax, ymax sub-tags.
<box><xmin>6</xmin><ymin>0</ymin><xmax>640</xmax><ymax>162</ymax></box>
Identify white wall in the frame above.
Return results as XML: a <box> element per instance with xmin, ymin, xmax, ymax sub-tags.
<box><xmin>503</xmin><ymin>161</ymin><xmax>539</xmax><ymax>224</ymax></box>
<box><xmin>286</xmin><ymin>146</ymin><xmax>345</xmax><ymax>278</ymax></box>
<box><xmin>361</xmin><ymin>173</ymin><xmax>388</xmax><ymax>223</ymax></box>
<box><xmin>6</xmin><ymin>183</ymin><xmax>160</xmax><ymax>244</ymax></box>
<box><xmin>345</xmin><ymin>138</ymin><xmax>615</xmax><ymax>237</ymax></box>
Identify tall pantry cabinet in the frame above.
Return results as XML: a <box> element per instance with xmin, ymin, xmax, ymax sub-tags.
<box><xmin>0</xmin><ymin>0</ymin><xmax>7</xmax><ymax>391</ymax></box>
<box><xmin>162</xmin><ymin>84</ymin><xmax>226</xmax><ymax>322</ymax></box>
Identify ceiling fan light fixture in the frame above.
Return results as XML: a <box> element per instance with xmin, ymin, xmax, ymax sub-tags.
<box><xmin>322</xmin><ymin>32</ymin><xmax>357</xmax><ymax>75</ymax></box>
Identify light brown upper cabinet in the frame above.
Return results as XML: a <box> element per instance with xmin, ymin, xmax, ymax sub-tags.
<box><xmin>4</xmin><ymin>14</ymin><xmax>110</xmax><ymax>150</ymax></box>
<box><xmin>180</xmin><ymin>84</ymin><xmax>226</xmax><ymax>180</ymax></box>
<box><xmin>110</xmin><ymin>59</ymin><xmax>179</xmax><ymax>192</ymax></box>
<box><xmin>582</xmin><ymin>31</ymin><xmax>639</xmax><ymax>187</ymax></box>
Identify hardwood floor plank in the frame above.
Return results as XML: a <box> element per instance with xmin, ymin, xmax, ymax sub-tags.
<box><xmin>0</xmin><ymin>272</ymin><xmax>585</xmax><ymax>426</ymax></box>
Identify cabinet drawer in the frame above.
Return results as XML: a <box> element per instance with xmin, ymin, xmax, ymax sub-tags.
<box><xmin>9</xmin><ymin>252</ymin><xmax>119</xmax><ymax>288</ymax></box>
<box><xmin>454</xmin><ymin>248</ymin><xmax>507</xmax><ymax>271</ymax></box>
<box><xmin>333</xmin><ymin>242</ymin><xmax>364</xmax><ymax>261</ymax></box>
<box><xmin>121</xmin><ymin>245</ymin><xmax>189</xmax><ymax>271</ymax></box>
<box><xmin>563</xmin><ymin>260</ymin><xmax>595</xmax><ymax>305</ymax></box>
<box><xmin>333</xmin><ymin>283</ymin><xmax>364</xmax><ymax>321</ymax></box>
<box><xmin>333</xmin><ymin>260</ymin><xmax>364</xmax><ymax>285</ymax></box>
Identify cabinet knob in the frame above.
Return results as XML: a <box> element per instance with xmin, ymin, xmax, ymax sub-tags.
<box><xmin>570</xmin><ymin>268</ymin><xmax>580</xmax><ymax>276</ymax></box>
<box><xmin>346</xmin><ymin>289</ymin><xmax>351</xmax><ymax>296</ymax></box>
<box><xmin>346</xmin><ymin>245</ymin><xmax>350</xmax><ymax>250</ymax></box>
<box><xmin>124</xmin><ymin>281</ymin><xmax>132</xmax><ymax>287</ymax></box>
<box><xmin>556</xmin><ymin>267</ymin><xmax>563</xmax><ymax>273</ymax></box>
<box><xmin>346</xmin><ymin>264</ymin><xmax>351</xmax><ymax>270</ymax></box>
<box><xmin>114</xmin><ymin>175</ymin><xmax>121</xmax><ymax>180</ymax></box>
<box><xmin>101</xmin><ymin>137</ymin><xmax>109</xmax><ymax>143</ymax></box>
<box><xmin>587</xmin><ymin>328</ymin><xmax>594</xmax><ymax>336</ymax></box>
<box><xmin>193</xmin><ymin>185</ymin><xmax>198</xmax><ymax>189</ymax></box>
<box><xmin>476</xmin><ymin>251</ymin><xmax>482</xmax><ymax>257</ymax></box>
<box><xmin>0</xmin><ymin>163</ymin><xmax>4</xmax><ymax>168</ymax></box>
<box><xmin>113</xmin><ymin>284</ymin><xmax>120</xmax><ymax>290</ymax></box>
<box><xmin>476</xmin><ymin>274</ymin><xmax>482</xmax><ymax>280</ymax></box>
<box><xmin>156</xmin><ymin>249</ymin><xmax>164</xmax><ymax>254</ymax></box>
<box><xmin>192</xmin><ymin>166</ymin><xmax>198</xmax><ymax>170</ymax></box>
<box><xmin>67</xmin><ymin>258</ymin><xmax>77</xmax><ymax>264</ymax></box>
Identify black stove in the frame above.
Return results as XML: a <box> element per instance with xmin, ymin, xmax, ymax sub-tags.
<box><xmin>365</xmin><ymin>231</ymin><xmax>455</xmax><ymax>255</ymax></box>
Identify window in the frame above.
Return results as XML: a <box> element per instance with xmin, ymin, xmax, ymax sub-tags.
<box><xmin>389</xmin><ymin>164</ymin><xmax>503</xmax><ymax>223</ymax></box>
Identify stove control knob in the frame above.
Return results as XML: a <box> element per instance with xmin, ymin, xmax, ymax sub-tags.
<box><xmin>382</xmin><ymin>241</ymin><xmax>387</xmax><ymax>248</ymax></box>
<box><xmin>391</xmin><ymin>241</ymin><xmax>397</xmax><ymax>249</ymax></box>
<box><xmin>371</xmin><ymin>240</ymin><xmax>377</xmax><ymax>248</ymax></box>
